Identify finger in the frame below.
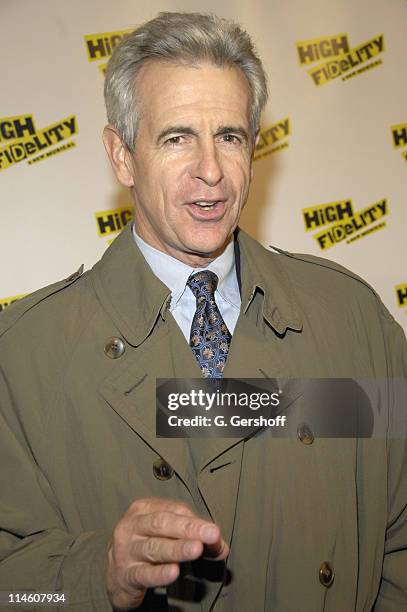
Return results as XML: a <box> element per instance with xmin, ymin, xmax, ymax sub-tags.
<box><xmin>130</xmin><ymin>497</ymin><xmax>196</xmax><ymax>518</ymax></box>
<box><xmin>127</xmin><ymin>562</ymin><xmax>180</xmax><ymax>589</ymax></box>
<box><xmin>134</xmin><ymin>511</ymin><xmax>221</xmax><ymax>544</ymax></box>
<box><xmin>203</xmin><ymin>538</ymin><xmax>230</xmax><ymax>561</ymax></box>
<box><xmin>134</xmin><ymin>536</ymin><xmax>204</xmax><ymax>564</ymax></box>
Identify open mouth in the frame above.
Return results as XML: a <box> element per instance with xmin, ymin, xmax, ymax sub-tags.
<box><xmin>186</xmin><ymin>199</ymin><xmax>226</xmax><ymax>213</ymax></box>
<box><xmin>185</xmin><ymin>200</ymin><xmax>227</xmax><ymax>220</ymax></box>
<box><xmin>193</xmin><ymin>201</ymin><xmax>219</xmax><ymax>210</ymax></box>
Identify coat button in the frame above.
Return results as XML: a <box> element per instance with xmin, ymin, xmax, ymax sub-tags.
<box><xmin>153</xmin><ymin>458</ymin><xmax>174</xmax><ymax>481</ymax></box>
<box><xmin>104</xmin><ymin>337</ymin><xmax>125</xmax><ymax>359</ymax></box>
<box><xmin>297</xmin><ymin>423</ymin><xmax>314</xmax><ymax>445</ymax></box>
<box><xmin>319</xmin><ymin>562</ymin><xmax>334</xmax><ymax>587</ymax></box>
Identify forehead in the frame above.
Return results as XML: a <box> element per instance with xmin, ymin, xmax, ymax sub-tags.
<box><xmin>134</xmin><ymin>60</ymin><xmax>252</xmax><ymax>131</ymax></box>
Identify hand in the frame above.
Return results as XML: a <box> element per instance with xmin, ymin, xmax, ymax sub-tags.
<box><xmin>105</xmin><ymin>497</ymin><xmax>229</xmax><ymax>610</ymax></box>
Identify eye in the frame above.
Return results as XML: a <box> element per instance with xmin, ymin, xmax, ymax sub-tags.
<box><xmin>220</xmin><ymin>133</ymin><xmax>242</xmax><ymax>144</ymax></box>
<box><xmin>164</xmin><ymin>135</ymin><xmax>184</xmax><ymax>146</ymax></box>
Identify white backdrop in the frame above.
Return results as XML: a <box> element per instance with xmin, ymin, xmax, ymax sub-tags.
<box><xmin>1</xmin><ymin>0</ymin><xmax>406</xmax><ymax>333</ymax></box>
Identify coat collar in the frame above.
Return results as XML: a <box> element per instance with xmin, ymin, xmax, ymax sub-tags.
<box><xmin>91</xmin><ymin>223</ymin><xmax>171</xmax><ymax>346</ymax></box>
<box><xmin>91</xmin><ymin>222</ymin><xmax>302</xmax><ymax>346</ymax></box>
<box><xmin>236</xmin><ymin>227</ymin><xmax>303</xmax><ymax>334</ymax></box>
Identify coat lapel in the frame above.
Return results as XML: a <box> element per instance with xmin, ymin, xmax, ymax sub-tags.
<box><xmin>92</xmin><ymin>228</ymin><xmax>201</xmax><ymax>501</ymax></box>
<box><xmin>98</xmin><ymin>321</ymin><xmax>205</xmax><ymax>506</ymax></box>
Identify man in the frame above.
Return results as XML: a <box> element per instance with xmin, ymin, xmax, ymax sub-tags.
<box><xmin>0</xmin><ymin>12</ymin><xmax>406</xmax><ymax>612</ymax></box>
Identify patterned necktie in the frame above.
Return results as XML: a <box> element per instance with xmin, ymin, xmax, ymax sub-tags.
<box><xmin>187</xmin><ymin>271</ymin><xmax>232</xmax><ymax>378</ymax></box>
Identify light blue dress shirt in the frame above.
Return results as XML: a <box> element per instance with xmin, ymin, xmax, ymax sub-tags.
<box><xmin>132</xmin><ymin>225</ymin><xmax>241</xmax><ymax>341</ymax></box>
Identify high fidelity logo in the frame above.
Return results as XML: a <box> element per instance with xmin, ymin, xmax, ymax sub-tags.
<box><xmin>395</xmin><ymin>283</ymin><xmax>407</xmax><ymax>315</ymax></box>
<box><xmin>84</xmin><ymin>28</ymin><xmax>133</xmax><ymax>75</ymax></box>
<box><xmin>302</xmin><ymin>197</ymin><xmax>388</xmax><ymax>250</ymax></box>
<box><xmin>95</xmin><ymin>206</ymin><xmax>134</xmax><ymax>238</ymax></box>
<box><xmin>391</xmin><ymin>122</ymin><xmax>407</xmax><ymax>163</ymax></box>
<box><xmin>254</xmin><ymin>118</ymin><xmax>291</xmax><ymax>161</ymax></box>
<box><xmin>0</xmin><ymin>114</ymin><xmax>78</xmax><ymax>172</ymax></box>
<box><xmin>296</xmin><ymin>33</ymin><xmax>385</xmax><ymax>86</ymax></box>
<box><xmin>0</xmin><ymin>294</ymin><xmax>26</xmax><ymax>312</ymax></box>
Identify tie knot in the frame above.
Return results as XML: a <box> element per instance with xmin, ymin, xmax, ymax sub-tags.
<box><xmin>187</xmin><ymin>271</ymin><xmax>218</xmax><ymax>301</ymax></box>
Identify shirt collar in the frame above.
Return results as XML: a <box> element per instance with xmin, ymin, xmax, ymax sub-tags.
<box><xmin>133</xmin><ymin>224</ymin><xmax>240</xmax><ymax>311</ymax></box>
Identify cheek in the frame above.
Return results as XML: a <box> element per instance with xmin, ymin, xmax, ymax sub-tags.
<box><xmin>228</xmin><ymin>155</ymin><xmax>251</xmax><ymax>180</ymax></box>
<box><xmin>159</xmin><ymin>159</ymin><xmax>189</xmax><ymax>194</ymax></box>
<box><xmin>230</xmin><ymin>164</ymin><xmax>251</xmax><ymax>201</ymax></box>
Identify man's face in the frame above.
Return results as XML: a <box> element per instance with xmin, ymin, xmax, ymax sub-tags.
<box><xmin>106</xmin><ymin>61</ymin><xmax>254</xmax><ymax>266</ymax></box>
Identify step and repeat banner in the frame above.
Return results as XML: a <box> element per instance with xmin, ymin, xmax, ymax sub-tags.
<box><xmin>1</xmin><ymin>0</ymin><xmax>406</xmax><ymax>333</ymax></box>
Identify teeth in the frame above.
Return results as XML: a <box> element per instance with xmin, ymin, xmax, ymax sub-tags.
<box><xmin>195</xmin><ymin>201</ymin><xmax>217</xmax><ymax>209</ymax></box>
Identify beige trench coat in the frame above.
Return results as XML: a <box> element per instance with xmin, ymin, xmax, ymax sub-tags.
<box><xmin>0</xmin><ymin>223</ymin><xmax>406</xmax><ymax>611</ymax></box>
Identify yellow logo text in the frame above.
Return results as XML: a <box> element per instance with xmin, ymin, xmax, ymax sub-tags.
<box><xmin>296</xmin><ymin>34</ymin><xmax>350</xmax><ymax>65</ymax></box>
<box><xmin>0</xmin><ymin>114</ymin><xmax>36</xmax><ymax>143</ymax></box>
<box><xmin>84</xmin><ymin>29</ymin><xmax>133</xmax><ymax>62</ymax></box>
<box><xmin>95</xmin><ymin>206</ymin><xmax>133</xmax><ymax>237</ymax></box>
<box><xmin>308</xmin><ymin>35</ymin><xmax>384</xmax><ymax>86</ymax></box>
<box><xmin>395</xmin><ymin>284</ymin><xmax>407</xmax><ymax>308</ymax></box>
<box><xmin>0</xmin><ymin>115</ymin><xmax>78</xmax><ymax>172</ymax></box>
<box><xmin>391</xmin><ymin>123</ymin><xmax>407</xmax><ymax>149</ymax></box>
<box><xmin>302</xmin><ymin>200</ymin><xmax>354</xmax><ymax>231</ymax></box>
<box><xmin>254</xmin><ymin>118</ymin><xmax>291</xmax><ymax>161</ymax></box>
<box><xmin>314</xmin><ymin>199</ymin><xmax>387</xmax><ymax>249</ymax></box>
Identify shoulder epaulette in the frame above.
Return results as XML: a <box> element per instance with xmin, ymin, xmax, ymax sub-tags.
<box><xmin>0</xmin><ymin>265</ymin><xmax>84</xmax><ymax>338</ymax></box>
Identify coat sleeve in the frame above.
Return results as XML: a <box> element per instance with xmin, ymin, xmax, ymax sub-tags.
<box><xmin>0</xmin><ymin>366</ymin><xmax>113</xmax><ymax>612</ymax></box>
<box><xmin>373</xmin><ymin>317</ymin><xmax>407</xmax><ymax>611</ymax></box>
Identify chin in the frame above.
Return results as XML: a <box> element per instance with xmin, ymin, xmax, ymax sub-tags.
<box><xmin>188</xmin><ymin>238</ymin><xmax>229</xmax><ymax>257</ymax></box>
<box><xmin>187</xmin><ymin>229</ymin><xmax>232</xmax><ymax>254</ymax></box>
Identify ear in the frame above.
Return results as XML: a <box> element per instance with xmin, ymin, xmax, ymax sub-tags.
<box><xmin>250</xmin><ymin>129</ymin><xmax>260</xmax><ymax>181</ymax></box>
<box><xmin>102</xmin><ymin>125</ymin><xmax>134</xmax><ymax>187</ymax></box>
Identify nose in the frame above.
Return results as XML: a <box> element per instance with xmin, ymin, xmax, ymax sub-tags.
<box><xmin>192</xmin><ymin>141</ymin><xmax>224</xmax><ymax>186</ymax></box>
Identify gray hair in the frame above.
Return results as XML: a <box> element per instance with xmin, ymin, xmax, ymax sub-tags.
<box><xmin>104</xmin><ymin>12</ymin><xmax>268</xmax><ymax>150</ymax></box>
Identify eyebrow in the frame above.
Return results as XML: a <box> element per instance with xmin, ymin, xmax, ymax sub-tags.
<box><xmin>156</xmin><ymin>125</ymin><xmax>249</xmax><ymax>144</ymax></box>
